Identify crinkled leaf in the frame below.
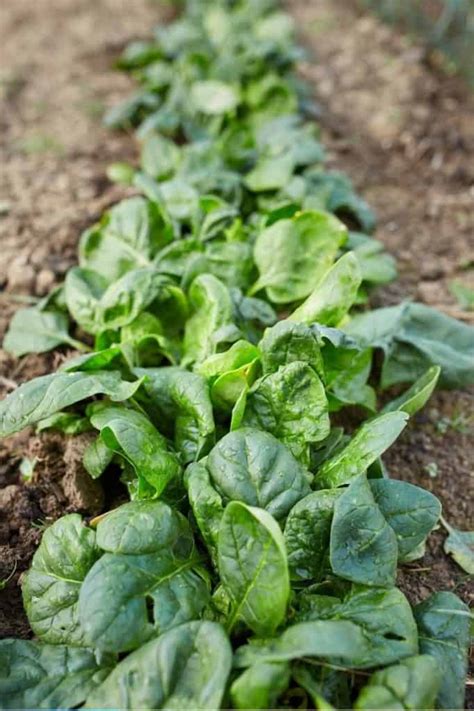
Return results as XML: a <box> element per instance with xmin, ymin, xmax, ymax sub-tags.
<box><xmin>134</xmin><ymin>366</ymin><xmax>215</xmax><ymax>462</ymax></box>
<box><xmin>284</xmin><ymin>490</ymin><xmax>341</xmax><ymax>581</ymax></box>
<box><xmin>260</xmin><ymin>320</ymin><xmax>324</xmax><ymax>380</ymax></box>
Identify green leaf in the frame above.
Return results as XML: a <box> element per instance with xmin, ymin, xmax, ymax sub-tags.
<box><xmin>251</xmin><ymin>210</ymin><xmax>347</xmax><ymax>303</ymax></box>
<box><xmin>345</xmin><ymin>302</ymin><xmax>474</xmax><ymax>388</ymax></box>
<box><xmin>296</xmin><ymin>586</ymin><xmax>418</xmax><ymax>668</ymax></box>
<box><xmin>205</xmin><ymin>428</ymin><xmax>311</xmax><ymax>521</ymax></box>
<box><xmin>0</xmin><ymin>639</ymin><xmax>113</xmax><ymax>710</ymax></box>
<box><xmin>82</xmin><ymin>436</ymin><xmax>114</xmax><ymax>479</ymax></box>
<box><xmin>371</xmin><ymin>479</ymin><xmax>441</xmax><ymax>560</ymax></box>
<box><xmin>182</xmin><ymin>274</ymin><xmax>238</xmax><ymax>366</ymax></box>
<box><xmin>0</xmin><ymin>370</ymin><xmax>141</xmax><ymax>438</ymax></box>
<box><xmin>330</xmin><ymin>474</ymin><xmax>398</xmax><ymax>587</ymax></box>
<box><xmin>79</xmin><ymin>501</ymin><xmax>207</xmax><ymax>652</ymax></box>
<box><xmin>79</xmin><ymin>196</ymin><xmax>171</xmax><ymax>281</ymax></box>
<box><xmin>218</xmin><ymin>502</ymin><xmax>289</xmax><ymax>635</ymax></box>
<box><xmin>197</xmin><ymin>339</ymin><xmax>260</xmax><ymax>379</ymax></box>
<box><xmin>347</xmin><ymin>232</ymin><xmax>397</xmax><ymax>285</ymax></box>
<box><xmin>288</xmin><ymin>252</ymin><xmax>361</xmax><ymax>326</ymax></box>
<box><xmin>3</xmin><ymin>307</ymin><xmax>86</xmax><ymax>357</ymax></box>
<box><xmin>449</xmin><ymin>279</ymin><xmax>474</xmax><ymax>311</ymax></box>
<box><xmin>22</xmin><ymin>515</ymin><xmax>100</xmax><ymax>645</ymax></box>
<box><xmin>140</xmin><ymin>132</ymin><xmax>181</xmax><ymax>180</ymax></box>
<box><xmin>90</xmin><ymin>405</ymin><xmax>181</xmax><ymax>498</ymax></box>
<box><xmin>241</xmin><ymin>361</ymin><xmax>330</xmax><ymax>463</ymax></box>
<box><xmin>230</xmin><ymin>661</ymin><xmax>290</xmax><ymax>710</ymax></box>
<box><xmin>85</xmin><ymin>621</ymin><xmax>232</xmax><ymax>709</ymax></box>
<box><xmin>381</xmin><ymin>365</ymin><xmax>440</xmax><ymax>415</ymax></box>
<box><xmin>134</xmin><ymin>366</ymin><xmax>215</xmax><ymax>462</ymax></box>
<box><xmin>245</xmin><ymin>152</ymin><xmax>295</xmax><ymax>192</ymax></box>
<box><xmin>316</xmin><ymin>411</ymin><xmax>408</xmax><ymax>488</ymax></box>
<box><xmin>37</xmin><ymin>411</ymin><xmax>91</xmax><ymax>435</ymax></box>
<box><xmin>191</xmin><ymin>80</ymin><xmax>240</xmax><ymax>115</ymax></box>
<box><xmin>184</xmin><ymin>461</ymin><xmax>225</xmax><ymax>561</ymax></box>
<box><xmin>441</xmin><ymin>517</ymin><xmax>474</xmax><ymax>574</ymax></box>
<box><xmin>284</xmin><ymin>490</ymin><xmax>341</xmax><ymax>581</ymax></box>
<box><xmin>293</xmin><ymin>664</ymin><xmax>347</xmax><ymax>710</ymax></box>
<box><xmin>65</xmin><ymin>266</ymin><xmax>168</xmax><ymax>334</ymax></box>
<box><xmin>234</xmin><ymin>619</ymin><xmax>367</xmax><ymax>667</ymax></box>
<box><xmin>259</xmin><ymin>320</ymin><xmax>324</xmax><ymax>380</ymax></box>
<box><xmin>355</xmin><ymin>655</ymin><xmax>440</xmax><ymax>710</ymax></box>
<box><xmin>415</xmin><ymin>591</ymin><xmax>471</xmax><ymax>709</ymax></box>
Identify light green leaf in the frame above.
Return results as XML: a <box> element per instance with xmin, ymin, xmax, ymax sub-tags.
<box><xmin>191</xmin><ymin>80</ymin><xmax>240</xmax><ymax>115</ymax></box>
<box><xmin>251</xmin><ymin>210</ymin><xmax>347</xmax><ymax>303</ymax></box>
<box><xmin>381</xmin><ymin>365</ymin><xmax>440</xmax><ymax>416</ymax></box>
<box><xmin>441</xmin><ymin>517</ymin><xmax>474</xmax><ymax>574</ymax></box>
<box><xmin>3</xmin><ymin>308</ymin><xmax>86</xmax><ymax>357</ymax></box>
<box><xmin>316</xmin><ymin>411</ymin><xmax>408</xmax><ymax>488</ymax></box>
<box><xmin>288</xmin><ymin>252</ymin><xmax>361</xmax><ymax>326</ymax></box>
<box><xmin>230</xmin><ymin>661</ymin><xmax>290</xmax><ymax>710</ymax></box>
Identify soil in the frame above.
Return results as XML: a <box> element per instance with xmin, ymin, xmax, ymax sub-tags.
<box><xmin>0</xmin><ymin>0</ymin><xmax>473</xmax><ymax>701</ymax></box>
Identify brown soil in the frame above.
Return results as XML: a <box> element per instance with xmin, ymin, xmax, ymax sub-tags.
<box><xmin>0</xmin><ymin>0</ymin><xmax>169</xmax><ymax>638</ymax></box>
<box><xmin>0</xmin><ymin>0</ymin><xmax>472</xmax><ymax>700</ymax></box>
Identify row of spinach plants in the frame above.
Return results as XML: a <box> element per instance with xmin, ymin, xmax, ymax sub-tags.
<box><xmin>1</xmin><ymin>0</ymin><xmax>473</xmax><ymax>708</ymax></box>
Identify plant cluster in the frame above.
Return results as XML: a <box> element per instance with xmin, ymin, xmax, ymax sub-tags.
<box><xmin>1</xmin><ymin>0</ymin><xmax>473</xmax><ymax>709</ymax></box>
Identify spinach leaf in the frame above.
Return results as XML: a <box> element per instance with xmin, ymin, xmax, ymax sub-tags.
<box><xmin>284</xmin><ymin>490</ymin><xmax>341</xmax><ymax>581</ymax></box>
<box><xmin>414</xmin><ymin>591</ymin><xmax>471</xmax><ymax>709</ymax></box>
<box><xmin>205</xmin><ymin>428</ymin><xmax>311</xmax><ymax>521</ymax></box>
<box><xmin>82</xmin><ymin>435</ymin><xmax>114</xmax><ymax>479</ymax></box>
<box><xmin>288</xmin><ymin>252</ymin><xmax>361</xmax><ymax>326</ymax></box>
<box><xmin>191</xmin><ymin>79</ymin><xmax>240</xmax><ymax>114</ymax></box>
<box><xmin>65</xmin><ymin>266</ymin><xmax>168</xmax><ymax>334</ymax></box>
<box><xmin>0</xmin><ymin>639</ymin><xmax>113</xmax><ymax>710</ymax></box>
<box><xmin>234</xmin><ymin>619</ymin><xmax>367</xmax><ymax>667</ymax></box>
<box><xmin>381</xmin><ymin>365</ymin><xmax>440</xmax><ymax>415</ymax></box>
<box><xmin>230</xmin><ymin>662</ymin><xmax>291</xmax><ymax>710</ymax></box>
<box><xmin>347</xmin><ymin>231</ymin><xmax>397</xmax><ymax>286</ymax></box>
<box><xmin>79</xmin><ymin>501</ymin><xmax>208</xmax><ymax>651</ymax></box>
<box><xmin>293</xmin><ymin>664</ymin><xmax>349</xmax><ymax>710</ymax></box>
<box><xmin>251</xmin><ymin>210</ymin><xmax>347</xmax><ymax>303</ymax></box>
<box><xmin>441</xmin><ymin>517</ymin><xmax>474</xmax><ymax>574</ymax></box>
<box><xmin>346</xmin><ymin>302</ymin><xmax>474</xmax><ymax>388</ymax></box>
<box><xmin>197</xmin><ymin>339</ymin><xmax>260</xmax><ymax>379</ymax></box>
<box><xmin>241</xmin><ymin>361</ymin><xmax>330</xmax><ymax>463</ymax></box>
<box><xmin>316</xmin><ymin>412</ymin><xmax>408</xmax><ymax>488</ymax></box>
<box><xmin>182</xmin><ymin>273</ymin><xmax>239</xmax><ymax>365</ymax></box>
<box><xmin>90</xmin><ymin>405</ymin><xmax>181</xmax><ymax>498</ymax></box>
<box><xmin>218</xmin><ymin>502</ymin><xmax>289</xmax><ymax>635</ymax></box>
<box><xmin>295</xmin><ymin>586</ymin><xmax>419</xmax><ymax>669</ymax></box>
<box><xmin>330</xmin><ymin>474</ymin><xmax>398</xmax><ymax>587</ymax></box>
<box><xmin>184</xmin><ymin>461</ymin><xmax>225</xmax><ymax>560</ymax></box>
<box><xmin>259</xmin><ymin>320</ymin><xmax>324</xmax><ymax>381</ymax></box>
<box><xmin>36</xmin><ymin>411</ymin><xmax>91</xmax><ymax>435</ymax></box>
<box><xmin>22</xmin><ymin>515</ymin><xmax>100</xmax><ymax>645</ymax></box>
<box><xmin>134</xmin><ymin>366</ymin><xmax>215</xmax><ymax>462</ymax></box>
<box><xmin>370</xmin><ymin>479</ymin><xmax>441</xmax><ymax>561</ymax></box>
<box><xmin>3</xmin><ymin>307</ymin><xmax>87</xmax><ymax>357</ymax></box>
<box><xmin>85</xmin><ymin>621</ymin><xmax>232</xmax><ymax>709</ymax></box>
<box><xmin>79</xmin><ymin>196</ymin><xmax>171</xmax><ymax>282</ymax></box>
<box><xmin>0</xmin><ymin>370</ymin><xmax>141</xmax><ymax>438</ymax></box>
<box><xmin>355</xmin><ymin>655</ymin><xmax>440</xmax><ymax>710</ymax></box>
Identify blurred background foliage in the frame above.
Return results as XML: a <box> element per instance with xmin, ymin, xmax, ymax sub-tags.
<box><xmin>360</xmin><ymin>0</ymin><xmax>474</xmax><ymax>85</ymax></box>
